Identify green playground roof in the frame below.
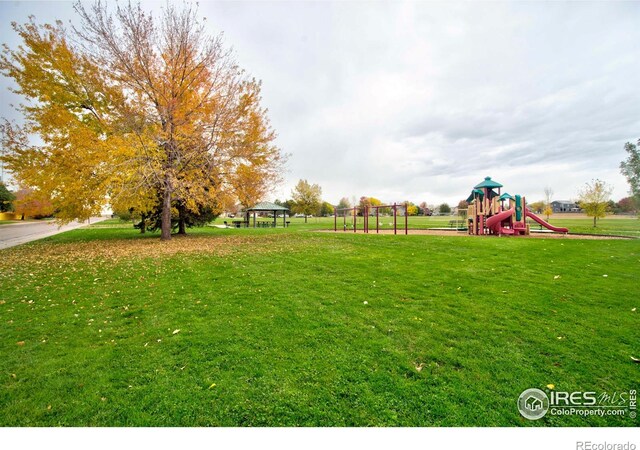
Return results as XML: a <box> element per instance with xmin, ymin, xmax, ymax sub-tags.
<box><xmin>474</xmin><ymin>176</ymin><xmax>503</xmax><ymax>189</ymax></box>
<box><xmin>499</xmin><ymin>192</ymin><xmax>514</xmax><ymax>201</ymax></box>
<box><xmin>466</xmin><ymin>189</ymin><xmax>484</xmax><ymax>203</ymax></box>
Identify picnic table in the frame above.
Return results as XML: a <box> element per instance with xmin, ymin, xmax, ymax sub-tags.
<box><xmin>230</xmin><ymin>220</ymin><xmax>248</xmax><ymax>228</ymax></box>
<box><xmin>257</xmin><ymin>221</ymin><xmax>274</xmax><ymax>228</ymax></box>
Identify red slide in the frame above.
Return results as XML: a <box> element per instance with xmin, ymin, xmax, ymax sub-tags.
<box><xmin>525</xmin><ymin>211</ymin><xmax>568</xmax><ymax>233</ymax></box>
<box><xmin>485</xmin><ymin>208</ymin><xmax>515</xmax><ymax>234</ymax></box>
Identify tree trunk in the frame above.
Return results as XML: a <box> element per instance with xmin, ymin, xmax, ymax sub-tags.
<box><xmin>177</xmin><ymin>205</ymin><xmax>186</xmax><ymax>235</ymax></box>
<box><xmin>139</xmin><ymin>213</ymin><xmax>146</xmax><ymax>234</ymax></box>
<box><xmin>304</xmin><ymin>214</ymin><xmax>308</xmax><ymax>223</ymax></box>
<box><xmin>161</xmin><ymin>183</ymin><xmax>172</xmax><ymax>241</ymax></box>
<box><xmin>593</xmin><ymin>216</ymin><xmax>597</xmax><ymax>228</ymax></box>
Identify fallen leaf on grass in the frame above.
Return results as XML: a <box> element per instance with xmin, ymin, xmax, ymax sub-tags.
<box><xmin>553</xmin><ymin>275</ymin><xmax>561</xmax><ymax>280</ymax></box>
<box><xmin>546</xmin><ymin>384</ymin><xmax>555</xmax><ymax>390</ymax></box>
<box><xmin>208</xmin><ymin>383</ymin><xmax>216</xmax><ymax>389</ymax></box>
<box><xmin>172</xmin><ymin>329</ymin><xmax>180</xmax><ymax>335</ymax></box>
<box><xmin>16</xmin><ymin>341</ymin><xmax>24</xmax><ymax>346</ymax></box>
<box><xmin>631</xmin><ymin>356</ymin><xmax>640</xmax><ymax>363</ymax></box>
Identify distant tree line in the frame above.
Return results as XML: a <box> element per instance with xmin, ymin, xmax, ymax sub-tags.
<box><xmin>274</xmin><ymin>180</ymin><xmax>468</xmax><ymax>220</ymax></box>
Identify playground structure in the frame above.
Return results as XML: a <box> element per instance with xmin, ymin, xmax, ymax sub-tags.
<box><xmin>466</xmin><ymin>176</ymin><xmax>569</xmax><ymax>236</ymax></box>
<box><xmin>334</xmin><ymin>203</ymin><xmax>408</xmax><ymax>235</ymax></box>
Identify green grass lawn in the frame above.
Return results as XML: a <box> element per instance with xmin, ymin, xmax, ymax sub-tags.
<box><xmin>0</xmin><ymin>222</ymin><xmax>638</xmax><ymax>426</ymax></box>
<box><xmin>531</xmin><ymin>216</ymin><xmax>640</xmax><ymax>237</ymax></box>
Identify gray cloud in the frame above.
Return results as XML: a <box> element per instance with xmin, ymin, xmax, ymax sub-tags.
<box><xmin>1</xmin><ymin>1</ymin><xmax>638</xmax><ymax>205</ymax></box>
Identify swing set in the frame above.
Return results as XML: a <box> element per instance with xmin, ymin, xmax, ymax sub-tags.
<box><xmin>333</xmin><ymin>202</ymin><xmax>409</xmax><ymax>235</ymax></box>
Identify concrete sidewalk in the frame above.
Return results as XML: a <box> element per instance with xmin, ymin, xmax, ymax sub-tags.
<box><xmin>0</xmin><ymin>217</ymin><xmax>108</xmax><ymax>250</ymax></box>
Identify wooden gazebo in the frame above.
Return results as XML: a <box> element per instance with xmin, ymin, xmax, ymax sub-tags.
<box><xmin>245</xmin><ymin>202</ymin><xmax>290</xmax><ymax>228</ymax></box>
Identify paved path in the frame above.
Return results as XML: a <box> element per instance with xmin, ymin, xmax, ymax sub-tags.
<box><xmin>0</xmin><ymin>217</ymin><xmax>108</xmax><ymax>250</ymax></box>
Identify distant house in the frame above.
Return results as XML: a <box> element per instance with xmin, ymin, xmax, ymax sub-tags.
<box><xmin>551</xmin><ymin>200</ymin><xmax>579</xmax><ymax>213</ymax></box>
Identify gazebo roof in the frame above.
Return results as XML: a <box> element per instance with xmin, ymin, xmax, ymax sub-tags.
<box><xmin>474</xmin><ymin>176</ymin><xmax>503</xmax><ymax>189</ymax></box>
<box><xmin>246</xmin><ymin>201</ymin><xmax>289</xmax><ymax>212</ymax></box>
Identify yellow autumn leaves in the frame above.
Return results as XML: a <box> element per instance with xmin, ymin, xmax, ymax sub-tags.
<box><xmin>0</xmin><ymin>4</ymin><xmax>285</xmax><ymax>239</ymax></box>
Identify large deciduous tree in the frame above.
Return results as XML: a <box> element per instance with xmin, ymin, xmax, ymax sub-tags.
<box><xmin>357</xmin><ymin>196</ymin><xmax>381</xmax><ymax>216</ymax></box>
<box><xmin>14</xmin><ymin>187</ymin><xmax>54</xmax><ymax>219</ymax></box>
<box><xmin>319</xmin><ymin>201</ymin><xmax>334</xmax><ymax>217</ymax></box>
<box><xmin>438</xmin><ymin>203</ymin><xmax>451</xmax><ymax>215</ymax></box>
<box><xmin>291</xmin><ymin>179</ymin><xmax>321</xmax><ymax>223</ymax></box>
<box><xmin>337</xmin><ymin>197</ymin><xmax>351</xmax><ymax>211</ymax></box>
<box><xmin>620</xmin><ymin>139</ymin><xmax>640</xmax><ymax>212</ymax></box>
<box><xmin>405</xmin><ymin>202</ymin><xmax>418</xmax><ymax>216</ymax></box>
<box><xmin>1</xmin><ymin>18</ymin><xmax>127</xmax><ymax>222</ymax></box>
<box><xmin>617</xmin><ymin>196</ymin><xmax>638</xmax><ymax>213</ymax></box>
<box><xmin>577</xmin><ymin>179</ymin><xmax>612</xmax><ymax>227</ymax></box>
<box><xmin>0</xmin><ymin>2</ymin><xmax>283</xmax><ymax>241</ymax></box>
<box><xmin>529</xmin><ymin>201</ymin><xmax>545</xmax><ymax>214</ymax></box>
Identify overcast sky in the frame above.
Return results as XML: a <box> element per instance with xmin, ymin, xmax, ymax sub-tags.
<box><xmin>1</xmin><ymin>1</ymin><xmax>639</xmax><ymax>206</ymax></box>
